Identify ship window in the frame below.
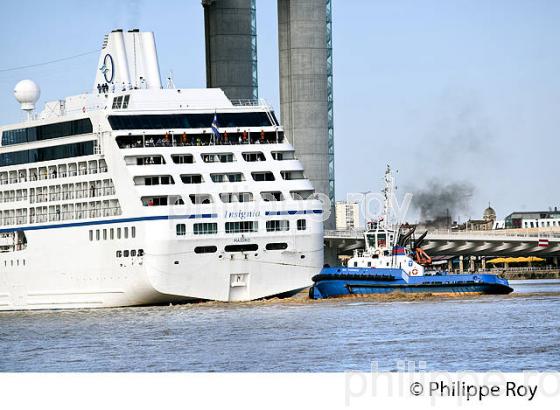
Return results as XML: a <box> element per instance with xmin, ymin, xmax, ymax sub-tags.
<box><xmin>251</xmin><ymin>172</ymin><xmax>274</xmax><ymax>182</ymax></box>
<box><xmin>126</xmin><ymin>155</ymin><xmax>165</xmax><ymax>165</ymax></box>
<box><xmin>136</xmin><ymin>175</ymin><xmax>174</xmax><ymax>185</ymax></box>
<box><xmin>122</xmin><ymin>95</ymin><xmax>130</xmax><ymax>109</ymax></box>
<box><xmin>225</xmin><ymin>244</ymin><xmax>258</xmax><ymax>252</ymax></box>
<box><xmin>117</xmin><ymin>228</ymin><xmax>121</xmax><ymax>239</ymax></box>
<box><xmin>377</xmin><ymin>233</ymin><xmax>386</xmax><ymax>248</ymax></box>
<box><xmin>143</xmin><ymin>196</ymin><xmax>183</xmax><ymax>206</ymax></box>
<box><xmin>131</xmin><ymin>249</ymin><xmax>136</xmax><ymax>257</ymax></box>
<box><xmin>290</xmin><ymin>190</ymin><xmax>314</xmax><ymax>200</ymax></box>
<box><xmin>131</xmin><ymin>226</ymin><xmax>136</xmax><ymax>238</ymax></box>
<box><xmin>261</xmin><ymin>191</ymin><xmax>284</xmax><ymax>202</ymax></box>
<box><xmin>265</xmin><ymin>242</ymin><xmax>288</xmax><ymax>251</ymax></box>
<box><xmin>180</xmin><ymin>174</ymin><xmax>203</xmax><ymax>184</ymax></box>
<box><xmin>96</xmin><ymin>230</ymin><xmax>100</xmax><ymax>241</ymax></box>
<box><xmin>124</xmin><ymin>227</ymin><xmax>129</xmax><ymax>239</ymax></box>
<box><xmin>219</xmin><ymin>192</ymin><xmax>253</xmax><ymax>203</ymax></box>
<box><xmin>225</xmin><ymin>221</ymin><xmax>258</xmax><ymax>233</ymax></box>
<box><xmin>266</xmin><ymin>220</ymin><xmax>289</xmax><ymax>232</ymax></box>
<box><xmin>211</xmin><ymin>173</ymin><xmax>244</xmax><ymax>183</ymax></box>
<box><xmin>1</xmin><ymin>119</ymin><xmax>93</xmax><ymax>146</ymax></box>
<box><xmin>0</xmin><ymin>141</ymin><xmax>95</xmax><ymax>168</ymax></box>
<box><xmin>112</xmin><ymin>96</ymin><xmax>123</xmax><ymax>109</ymax></box>
<box><xmin>176</xmin><ymin>223</ymin><xmax>186</xmax><ymax>236</ymax></box>
<box><xmin>271</xmin><ymin>151</ymin><xmax>295</xmax><ymax>160</ymax></box>
<box><xmin>89</xmin><ymin>230</ymin><xmax>93</xmax><ymax>241</ymax></box>
<box><xmin>110</xmin><ymin>228</ymin><xmax>114</xmax><ymax>240</ymax></box>
<box><xmin>243</xmin><ymin>152</ymin><xmax>265</xmax><ymax>162</ymax></box>
<box><xmin>107</xmin><ymin>112</ymin><xmax>272</xmax><ymax>130</ymax></box>
<box><xmin>116</xmin><ymin>250</ymin><xmax>122</xmax><ymax>257</ymax></box>
<box><xmin>189</xmin><ymin>194</ymin><xmax>213</xmax><ymax>204</ymax></box>
<box><xmin>194</xmin><ymin>246</ymin><xmax>218</xmax><ymax>254</ymax></box>
<box><xmin>297</xmin><ymin>219</ymin><xmax>307</xmax><ymax>231</ymax></box>
<box><xmin>280</xmin><ymin>170</ymin><xmax>305</xmax><ymax>180</ymax></box>
<box><xmin>354</xmin><ymin>262</ymin><xmax>358</xmax><ymax>267</ymax></box>
<box><xmin>124</xmin><ymin>250</ymin><xmax>129</xmax><ymax>257</ymax></box>
<box><xmin>367</xmin><ymin>261</ymin><xmax>372</xmax><ymax>267</ymax></box>
<box><xmin>172</xmin><ymin>154</ymin><xmax>194</xmax><ymax>164</ymax></box>
<box><xmin>201</xmin><ymin>153</ymin><xmax>234</xmax><ymax>163</ymax></box>
<box><xmin>193</xmin><ymin>223</ymin><xmax>218</xmax><ymax>235</ymax></box>
<box><xmin>103</xmin><ymin>229</ymin><xmax>107</xmax><ymax>240</ymax></box>
<box><xmin>138</xmin><ymin>249</ymin><xmax>144</xmax><ymax>256</ymax></box>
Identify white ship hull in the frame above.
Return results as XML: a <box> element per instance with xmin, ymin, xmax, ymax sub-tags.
<box><xmin>0</xmin><ymin>218</ymin><xmax>323</xmax><ymax>310</ymax></box>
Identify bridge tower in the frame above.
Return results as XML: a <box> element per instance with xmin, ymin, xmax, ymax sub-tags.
<box><xmin>202</xmin><ymin>0</ymin><xmax>335</xmax><ymax>228</ymax></box>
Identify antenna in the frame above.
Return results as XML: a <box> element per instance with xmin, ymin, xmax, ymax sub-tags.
<box><xmin>166</xmin><ymin>70</ymin><xmax>175</xmax><ymax>89</ymax></box>
<box><xmin>14</xmin><ymin>80</ymin><xmax>41</xmax><ymax>121</ymax></box>
<box><xmin>382</xmin><ymin>165</ymin><xmax>395</xmax><ymax>229</ymax></box>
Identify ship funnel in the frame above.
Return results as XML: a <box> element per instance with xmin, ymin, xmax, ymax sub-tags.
<box><xmin>94</xmin><ymin>29</ymin><xmax>162</xmax><ymax>92</ymax></box>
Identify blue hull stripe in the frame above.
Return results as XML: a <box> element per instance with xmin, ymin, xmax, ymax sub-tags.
<box><xmin>0</xmin><ymin>209</ymin><xmax>320</xmax><ymax>233</ymax></box>
<box><xmin>0</xmin><ymin>213</ymin><xmax>218</xmax><ymax>234</ymax></box>
<box><xmin>265</xmin><ymin>209</ymin><xmax>323</xmax><ymax>216</ymax></box>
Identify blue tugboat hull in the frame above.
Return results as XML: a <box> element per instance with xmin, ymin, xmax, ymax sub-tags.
<box><xmin>310</xmin><ymin>267</ymin><xmax>513</xmax><ymax>299</ymax></box>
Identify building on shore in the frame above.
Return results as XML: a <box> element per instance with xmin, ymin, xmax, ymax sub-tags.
<box><xmin>335</xmin><ymin>201</ymin><xmax>360</xmax><ymax>230</ymax></box>
<box><xmin>452</xmin><ymin>204</ymin><xmax>496</xmax><ymax>231</ymax></box>
<box><xmin>504</xmin><ymin>208</ymin><xmax>560</xmax><ymax>229</ymax></box>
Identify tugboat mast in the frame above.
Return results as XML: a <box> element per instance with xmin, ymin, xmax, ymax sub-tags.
<box><xmin>382</xmin><ymin>165</ymin><xmax>395</xmax><ymax>230</ymax></box>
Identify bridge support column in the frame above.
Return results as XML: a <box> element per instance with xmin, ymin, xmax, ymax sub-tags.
<box><xmin>553</xmin><ymin>257</ymin><xmax>558</xmax><ymax>267</ymax></box>
<box><xmin>459</xmin><ymin>255</ymin><xmax>464</xmax><ymax>273</ymax></box>
<box><xmin>481</xmin><ymin>257</ymin><xmax>486</xmax><ymax>271</ymax></box>
<box><xmin>324</xmin><ymin>241</ymin><xmax>338</xmax><ymax>267</ymax></box>
<box><xmin>469</xmin><ymin>256</ymin><xmax>475</xmax><ymax>273</ymax></box>
<box><xmin>448</xmin><ymin>259</ymin><xmax>453</xmax><ymax>273</ymax></box>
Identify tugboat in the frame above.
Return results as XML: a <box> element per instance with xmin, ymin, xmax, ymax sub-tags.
<box><xmin>310</xmin><ymin>166</ymin><xmax>513</xmax><ymax>299</ymax></box>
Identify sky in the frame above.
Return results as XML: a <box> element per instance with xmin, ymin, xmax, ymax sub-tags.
<box><xmin>0</xmin><ymin>0</ymin><xmax>558</xmax><ymax>222</ymax></box>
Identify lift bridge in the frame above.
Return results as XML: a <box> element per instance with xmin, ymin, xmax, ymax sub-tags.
<box><xmin>325</xmin><ymin>229</ymin><xmax>560</xmax><ymax>258</ymax></box>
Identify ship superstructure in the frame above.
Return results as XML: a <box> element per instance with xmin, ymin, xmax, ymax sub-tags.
<box><xmin>0</xmin><ymin>30</ymin><xmax>324</xmax><ymax>310</ymax></box>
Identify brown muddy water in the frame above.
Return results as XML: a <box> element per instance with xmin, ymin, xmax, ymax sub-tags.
<box><xmin>1</xmin><ymin>280</ymin><xmax>559</xmax><ymax>372</ymax></box>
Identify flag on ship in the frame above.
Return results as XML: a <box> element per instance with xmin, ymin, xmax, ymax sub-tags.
<box><xmin>211</xmin><ymin>114</ymin><xmax>221</xmax><ymax>140</ymax></box>
<box><xmin>538</xmin><ymin>238</ymin><xmax>549</xmax><ymax>247</ymax></box>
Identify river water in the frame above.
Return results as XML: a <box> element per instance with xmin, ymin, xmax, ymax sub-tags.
<box><xmin>1</xmin><ymin>280</ymin><xmax>559</xmax><ymax>372</ymax></box>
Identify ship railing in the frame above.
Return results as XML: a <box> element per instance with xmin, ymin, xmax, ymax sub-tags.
<box><xmin>325</xmin><ymin>229</ymin><xmax>366</xmax><ymax>238</ymax></box>
<box><xmin>230</xmin><ymin>99</ymin><xmax>266</xmax><ymax>107</ymax></box>
<box><xmin>117</xmin><ymin>130</ymin><xmax>284</xmax><ymax>148</ymax></box>
<box><xmin>326</xmin><ymin>228</ymin><xmax>560</xmax><ymax>240</ymax></box>
<box><xmin>488</xmin><ymin>266</ymin><xmax>559</xmax><ymax>273</ymax></box>
<box><xmin>428</xmin><ymin>229</ymin><xmax>560</xmax><ymax>239</ymax></box>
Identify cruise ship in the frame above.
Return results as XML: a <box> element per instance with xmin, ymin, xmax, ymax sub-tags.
<box><xmin>0</xmin><ymin>29</ymin><xmax>325</xmax><ymax>310</ymax></box>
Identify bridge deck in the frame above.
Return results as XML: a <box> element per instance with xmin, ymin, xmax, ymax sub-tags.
<box><xmin>324</xmin><ymin>229</ymin><xmax>560</xmax><ymax>257</ymax></box>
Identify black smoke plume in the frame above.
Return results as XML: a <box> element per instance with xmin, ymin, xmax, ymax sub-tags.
<box><xmin>411</xmin><ymin>180</ymin><xmax>475</xmax><ymax>227</ymax></box>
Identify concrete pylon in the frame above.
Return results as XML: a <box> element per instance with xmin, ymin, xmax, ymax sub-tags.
<box><xmin>278</xmin><ymin>0</ymin><xmax>334</xmax><ymax>228</ymax></box>
<box><xmin>202</xmin><ymin>0</ymin><xmax>258</xmax><ymax>101</ymax></box>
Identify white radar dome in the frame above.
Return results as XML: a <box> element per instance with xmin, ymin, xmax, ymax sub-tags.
<box><xmin>14</xmin><ymin>79</ymin><xmax>41</xmax><ymax>111</ymax></box>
